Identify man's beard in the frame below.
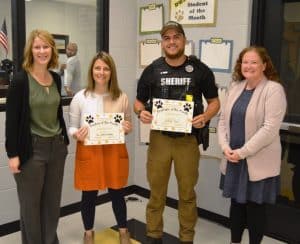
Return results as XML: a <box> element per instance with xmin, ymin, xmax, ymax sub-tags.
<box><xmin>164</xmin><ymin>47</ymin><xmax>185</xmax><ymax>59</ymax></box>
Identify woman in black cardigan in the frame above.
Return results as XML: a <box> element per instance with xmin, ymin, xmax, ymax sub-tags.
<box><xmin>5</xmin><ymin>29</ymin><xmax>69</xmax><ymax>244</ymax></box>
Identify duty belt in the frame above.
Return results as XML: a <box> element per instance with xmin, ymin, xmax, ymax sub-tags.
<box><xmin>160</xmin><ymin>131</ymin><xmax>192</xmax><ymax>138</ymax></box>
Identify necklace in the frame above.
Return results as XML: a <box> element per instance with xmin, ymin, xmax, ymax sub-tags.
<box><xmin>30</xmin><ymin>71</ymin><xmax>53</xmax><ymax>94</ymax></box>
<box><xmin>39</xmin><ymin>84</ymin><xmax>51</xmax><ymax>94</ymax></box>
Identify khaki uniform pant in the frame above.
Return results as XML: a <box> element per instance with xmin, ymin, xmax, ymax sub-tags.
<box><xmin>146</xmin><ymin>131</ymin><xmax>200</xmax><ymax>242</ymax></box>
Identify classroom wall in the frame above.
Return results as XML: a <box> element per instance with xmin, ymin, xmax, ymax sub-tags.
<box><xmin>109</xmin><ymin>0</ymin><xmax>138</xmax><ymax>186</ymax></box>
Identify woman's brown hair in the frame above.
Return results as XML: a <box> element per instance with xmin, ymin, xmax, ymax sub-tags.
<box><xmin>232</xmin><ymin>46</ymin><xmax>280</xmax><ymax>82</ymax></box>
<box><xmin>85</xmin><ymin>51</ymin><xmax>122</xmax><ymax>100</ymax></box>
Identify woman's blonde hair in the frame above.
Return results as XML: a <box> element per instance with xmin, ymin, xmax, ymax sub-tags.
<box><xmin>22</xmin><ymin>29</ymin><xmax>59</xmax><ymax>71</ymax></box>
<box><xmin>85</xmin><ymin>51</ymin><xmax>122</xmax><ymax>100</ymax></box>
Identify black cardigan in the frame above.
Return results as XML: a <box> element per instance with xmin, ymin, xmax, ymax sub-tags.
<box><xmin>5</xmin><ymin>70</ymin><xmax>69</xmax><ymax>167</ymax></box>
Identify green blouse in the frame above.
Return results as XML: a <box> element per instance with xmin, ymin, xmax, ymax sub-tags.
<box><xmin>28</xmin><ymin>73</ymin><xmax>62</xmax><ymax>137</ymax></box>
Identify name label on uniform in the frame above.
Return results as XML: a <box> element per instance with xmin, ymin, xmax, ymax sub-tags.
<box><xmin>161</xmin><ymin>77</ymin><xmax>191</xmax><ymax>86</ymax></box>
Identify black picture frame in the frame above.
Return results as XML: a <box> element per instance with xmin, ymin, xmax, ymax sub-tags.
<box><xmin>52</xmin><ymin>34</ymin><xmax>69</xmax><ymax>54</ymax></box>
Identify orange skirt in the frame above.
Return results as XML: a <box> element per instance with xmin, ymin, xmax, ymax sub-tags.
<box><xmin>74</xmin><ymin>142</ymin><xmax>129</xmax><ymax>191</ymax></box>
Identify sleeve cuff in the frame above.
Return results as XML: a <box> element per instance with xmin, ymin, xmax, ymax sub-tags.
<box><xmin>68</xmin><ymin>127</ymin><xmax>78</xmax><ymax>138</ymax></box>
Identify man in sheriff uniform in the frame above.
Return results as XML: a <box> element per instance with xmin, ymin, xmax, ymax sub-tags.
<box><xmin>134</xmin><ymin>21</ymin><xmax>220</xmax><ymax>244</ymax></box>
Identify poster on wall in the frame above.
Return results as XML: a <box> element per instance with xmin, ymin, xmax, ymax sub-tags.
<box><xmin>52</xmin><ymin>34</ymin><xmax>69</xmax><ymax>54</ymax></box>
<box><xmin>139</xmin><ymin>39</ymin><xmax>162</xmax><ymax>67</ymax></box>
<box><xmin>199</xmin><ymin>38</ymin><xmax>233</xmax><ymax>73</ymax></box>
<box><xmin>169</xmin><ymin>0</ymin><xmax>217</xmax><ymax>26</ymax></box>
<box><xmin>140</xmin><ymin>3</ymin><xmax>164</xmax><ymax>34</ymax></box>
<box><xmin>185</xmin><ymin>40</ymin><xmax>194</xmax><ymax>56</ymax></box>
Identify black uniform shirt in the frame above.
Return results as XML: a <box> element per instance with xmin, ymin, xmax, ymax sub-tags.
<box><xmin>136</xmin><ymin>56</ymin><xmax>218</xmax><ymax>105</ymax></box>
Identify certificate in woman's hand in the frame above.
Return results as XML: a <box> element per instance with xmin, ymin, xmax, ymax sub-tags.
<box><xmin>151</xmin><ymin>98</ymin><xmax>194</xmax><ymax>133</ymax></box>
<box><xmin>84</xmin><ymin>113</ymin><xmax>125</xmax><ymax>145</ymax></box>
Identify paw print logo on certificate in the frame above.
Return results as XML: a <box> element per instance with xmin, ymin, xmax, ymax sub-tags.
<box><xmin>85</xmin><ymin>115</ymin><xmax>94</xmax><ymax>125</ymax></box>
<box><xmin>183</xmin><ymin>103</ymin><xmax>192</xmax><ymax>112</ymax></box>
<box><xmin>154</xmin><ymin>99</ymin><xmax>163</xmax><ymax>109</ymax></box>
<box><xmin>114</xmin><ymin>114</ymin><xmax>123</xmax><ymax>123</ymax></box>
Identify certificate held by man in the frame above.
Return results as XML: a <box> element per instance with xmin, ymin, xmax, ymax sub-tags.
<box><xmin>151</xmin><ymin>98</ymin><xmax>194</xmax><ymax>133</ymax></box>
<box><xmin>84</xmin><ymin>113</ymin><xmax>125</xmax><ymax>145</ymax></box>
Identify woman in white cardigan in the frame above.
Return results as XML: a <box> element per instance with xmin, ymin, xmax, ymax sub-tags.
<box><xmin>69</xmin><ymin>51</ymin><xmax>132</xmax><ymax>244</ymax></box>
<box><xmin>218</xmin><ymin>46</ymin><xmax>287</xmax><ymax>244</ymax></box>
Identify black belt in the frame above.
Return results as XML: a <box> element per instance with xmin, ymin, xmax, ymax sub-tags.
<box><xmin>31</xmin><ymin>133</ymin><xmax>64</xmax><ymax>142</ymax></box>
<box><xmin>159</xmin><ymin>131</ymin><xmax>192</xmax><ymax>138</ymax></box>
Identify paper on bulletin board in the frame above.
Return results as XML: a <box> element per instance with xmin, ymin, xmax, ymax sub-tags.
<box><xmin>140</xmin><ymin>3</ymin><xmax>164</xmax><ymax>34</ymax></box>
<box><xmin>199</xmin><ymin>38</ymin><xmax>233</xmax><ymax>73</ymax></box>
<box><xmin>169</xmin><ymin>0</ymin><xmax>217</xmax><ymax>26</ymax></box>
<box><xmin>139</xmin><ymin>39</ymin><xmax>162</xmax><ymax>68</ymax></box>
<box><xmin>217</xmin><ymin>86</ymin><xmax>228</xmax><ymax>116</ymax></box>
<box><xmin>185</xmin><ymin>40</ymin><xmax>194</xmax><ymax>56</ymax></box>
<box><xmin>199</xmin><ymin>116</ymin><xmax>223</xmax><ymax>159</ymax></box>
<box><xmin>200</xmin><ymin>87</ymin><xmax>228</xmax><ymax>159</ymax></box>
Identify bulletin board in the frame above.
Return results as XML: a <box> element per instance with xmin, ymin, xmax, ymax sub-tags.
<box><xmin>185</xmin><ymin>40</ymin><xmax>194</xmax><ymax>56</ymax></box>
<box><xmin>139</xmin><ymin>122</ymin><xmax>151</xmax><ymax>144</ymax></box>
<box><xmin>139</xmin><ymin>3</ymin><xmax>164</xmax><ymax>34</ymax></box>
<box><xmin>199</xmin><ymin>38</ymin><xmax>233</xmax><ymax>73</ymax></box>
<box><xmin>139</xmin><ymin>39</ymin><xmax>162</xmax><ymax>68</ymax></box>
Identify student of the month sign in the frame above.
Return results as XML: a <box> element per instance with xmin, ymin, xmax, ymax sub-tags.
<box><xmin>169</xmin><ymin>0</ymin><xmax>217</xmax><ymax>26</ymax></box>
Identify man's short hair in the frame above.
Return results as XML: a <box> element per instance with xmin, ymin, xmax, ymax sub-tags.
<box><xmin>160</xmin><ymin>21</ymin><xmax>185</xmax><ymax>37</ymax></box>
<box><xmin>68</xmin><ymin>42</ymin><xmax>78</xmax><ymax>54</ymax></box>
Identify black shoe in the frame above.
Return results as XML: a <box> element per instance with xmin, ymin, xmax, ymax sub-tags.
<box><xmin>146</xmin><ymin>236</ymin><xmax>163</xmax><ymax>244</ymax></box>
<box><xmin>180</xmin><ymin>241</ymin><xmax>193</xmax><ymax>244</ymax></box>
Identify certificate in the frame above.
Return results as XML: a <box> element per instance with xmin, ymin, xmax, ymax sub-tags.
<box><xmin>151</xmin><ymin>98</ymin><xmax>194</xmax><ymax>133</ymax></box>
<box><xmin>84</xmin><ymin>113</ymin><xmax>125</xmax><ymax>145</ymax></box>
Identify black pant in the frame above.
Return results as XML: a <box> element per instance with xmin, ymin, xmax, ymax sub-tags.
<box><xmin>14</xmin><ymin>134</ymin><xmax>68</xmax><ymax>244</ymax></box>
<box><xmin>230</xmin><ymin>199</ymin><xmax>266</xmax><ymax>244</ymax></box>
<box><xmin>288</xmin><ymin>143</ymin><xmax>300</xmax><ymax>205</ymax></box>
<box><xmin>292</xmin><ymin>164</ymin><xmax>300</xmax><ymax>205</ymax></box>
<box><xmin>81</xmin><ymin>188</ymin><xmax>127</xmax><ymax>230</ymax></box>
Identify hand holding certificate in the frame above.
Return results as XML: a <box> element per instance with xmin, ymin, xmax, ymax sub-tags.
<box><xmin>151</xmin><ymin>98</ymin><xmax>194</xmax><ymax>133</ymax></box>
<box><xmin>84</xmin><ymin>113</ymin><xmax>125</xmax><ymax>145</ymax></box>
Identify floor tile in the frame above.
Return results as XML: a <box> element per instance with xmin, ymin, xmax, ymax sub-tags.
<box><xmin>0</xmin><ymin>194</ymin><xmax>287</xmax><ymax>244</ymax></box>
